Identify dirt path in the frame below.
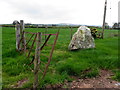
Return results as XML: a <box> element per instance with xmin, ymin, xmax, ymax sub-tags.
<box><xmin>11</xmin><ymin>69</ymin><xmax>120</xmax><ymax>88</ymax></box>
<box><xmin>11</xmin><ymin>78</ymin><xmax>29</xmax><ymax>88</ymax></box>
<box><xmin>62</xmin><ymin>70</ymin><xmax>120</xmax><ymax>88</ymax></box>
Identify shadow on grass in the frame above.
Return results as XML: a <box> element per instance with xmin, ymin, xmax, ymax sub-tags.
<box><xmin>68</xmin><ymin>48</ymin><xmax>96</xmax><ymax>53</ymax></box>
<box><xmin>2</xmin><ymin>49</ymin><xmax>22</xmax><ymax>58</ymax></box>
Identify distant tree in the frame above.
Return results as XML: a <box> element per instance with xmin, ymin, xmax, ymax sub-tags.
<box><xmin>118</xmin><ymin>22</ymin><xmax>120</xmax><ymax>28</ymax></box>
<box><xmin>12</xmin><ymin>20</ymin><xmax>19</xmax><ymax>25</ymax></box>
<box><xmin>112</xmin><ymin>23</ymin><xmax>118</xmax><ymax>29</ymax></box>
<box><xmin>25</xmin><ymin>23</ymin><xmax>32</xmax><ymax>25</ymax></box>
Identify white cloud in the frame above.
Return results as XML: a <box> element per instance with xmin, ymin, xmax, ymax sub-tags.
<box><xmin>0</xmin><ymin>0</ymin><xmax>119</xmax><ymax>26</ymax></box>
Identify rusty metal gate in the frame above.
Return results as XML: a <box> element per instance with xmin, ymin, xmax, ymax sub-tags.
<box><xmin>19</xmin><ymin>31</ymin><xmax>59</xmax><ymax>88</ymax></box>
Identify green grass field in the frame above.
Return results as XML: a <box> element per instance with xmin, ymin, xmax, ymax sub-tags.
<box><xmin>2</xmin><ymin>27</ymin><xmax>119</xmax><ymax>88</ymax></box>
<box><xmin>0</xmin><ymin>26</ymin><xmax>2</xmax><ymax>89</ymax></box>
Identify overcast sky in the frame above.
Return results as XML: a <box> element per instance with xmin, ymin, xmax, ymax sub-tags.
<box><xmin>0</xmin><ymin>0</ymin><xmax>119</xmax><ymax>26</ymax></box>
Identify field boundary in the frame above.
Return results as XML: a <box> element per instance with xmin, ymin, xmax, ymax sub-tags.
<box><xmin>15</xmin><ymin>20</ymin><xmax>59</xmax><ymax>88</ymax></box>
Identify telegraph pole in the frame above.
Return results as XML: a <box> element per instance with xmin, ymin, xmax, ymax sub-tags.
<box><xmin>102</xmin><ymin>0</ymin><xmax>107</xmax><ymax>39</ymax></box>
<box><xmin>118</xmin><ymin>1</ymin><xmax>120</xmax><ymax>25</ymax></box>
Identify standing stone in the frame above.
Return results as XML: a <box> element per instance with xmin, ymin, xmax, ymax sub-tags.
<box><xmin>68</xmin><ymin>26</ymin><xmax>95</xmax><ymax>50</ymax></box>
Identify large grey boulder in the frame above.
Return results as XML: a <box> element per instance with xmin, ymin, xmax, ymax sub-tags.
<box><xmin>68</xmin><ymin>26</ymin><xmax>95</xmax><ymax>50</ymax></box>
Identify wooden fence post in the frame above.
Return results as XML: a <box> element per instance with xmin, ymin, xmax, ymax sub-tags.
<box><xmin>45</xmin><ymin>26</ymin><xmax>48</xmax><ymax>41</ymax></box>
<box><xmin>20</xmin><ymin>20</ymin><xmax>26</xmax><ymax>51</ymax></box>
<box><xmin>33</xmin><ymin>32</ymin><xmax>41</xmax><ymax>89</ymax></box>
<box><xmin>70</xmin><ymin>27</ymin><xmax>73</xmax><ymax>40</ymax></box>
<box><xmin>20</xmin><ymin>20</ymin><xmax>24</xmax><ymax>35</ymax></box>
<box><xmin>15</xmin><ymin>22</ymin><xmax>21</xmax><ymax>51</ymax></box>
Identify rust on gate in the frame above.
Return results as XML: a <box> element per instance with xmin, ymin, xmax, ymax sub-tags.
<box><xmin>41</xmin><ymin>32</ymin><xmax>59</xmax><ymax>80</ymax></box>
<box><xmin>27</xmin><ymin>34</ymin><xmax>37</xmax><ymax>58</ymax></box>
<box><xmin>19</xmin><ymin>30</ymin><xmax>59</xmax><ymax>81</ymax></box>
<box><xmin>15</xmin><ymin>20</ymin><xmax>59</xmax><ymax>88</ymax></box>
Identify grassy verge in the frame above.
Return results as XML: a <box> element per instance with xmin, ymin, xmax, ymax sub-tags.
<box><xmin>2</xmin><ymin>27</ymin><xmax>119</xmax><ymax>88</ymax></box>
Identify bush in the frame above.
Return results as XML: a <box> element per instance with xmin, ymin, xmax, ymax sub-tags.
<box><xmin>90</xmin><ymin>28</ymin><xmax>102</xmax><ymax>39</ymax></box>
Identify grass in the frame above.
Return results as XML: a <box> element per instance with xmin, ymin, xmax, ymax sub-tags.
<box><xmin>0</xmin><ymin>26</ymin><xmax>2</xmax><ymax>89</ymax></box>
<box><xmin>2</xmin><ymin>27</ymin><xmax>119</xmax><ymax>88</ymax></box>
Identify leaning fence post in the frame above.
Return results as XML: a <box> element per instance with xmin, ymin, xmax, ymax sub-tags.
<box><xmin>20</xmin><ymin>20</ymin><xmax>26</xmax><ymax>51</ymax></box>
<box><xmin>15</xmin><ymin>22</ymin><xmax>21</xmax><ymax>51</ymax></box>
<box><xmin>33</xmin><ymin>32</ymin><xmax>41</xmax><ymax>89</ymax></box>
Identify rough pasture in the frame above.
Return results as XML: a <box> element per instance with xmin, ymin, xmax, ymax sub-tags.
<box><xmin>2</xmin><ymin>27</ymin><xmax>119</xmax><ymax>88</ymax></box>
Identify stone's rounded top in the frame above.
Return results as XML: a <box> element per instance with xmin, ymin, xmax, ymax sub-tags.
<box><xmin>78</xmin><ymin>26</ymin><xmax>90</xmax><ymax>31</ymax></box>
<box><xmin>77</xmin><ymin>26</ymin><xmax>91</xmax><ymax>36</ymax></box>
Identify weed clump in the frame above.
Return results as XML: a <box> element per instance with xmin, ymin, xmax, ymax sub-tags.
<box><xmin>90</xmin><ymin>28</ymin><xmax>102</xmax><ymax>39</ymax></box>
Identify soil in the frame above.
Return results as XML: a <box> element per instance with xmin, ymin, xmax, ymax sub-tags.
<box><xmin>12</xmin><ymin>69</ymin><xmax>120</xmax><ymax>89</ymax></box>
<box><xmin>62</xmin><ymin>69</ymin><xmax>120</xmax><ymax>88</ymax></box>
<box><xmin>46</xmin><ymin>69</ymin><xmax>120</xmax><ymax>89</ymax></box>
<box><xmin>11</xmin><ymin>78</ymin><xmax>29</xmax><ymax>88</ymax></box>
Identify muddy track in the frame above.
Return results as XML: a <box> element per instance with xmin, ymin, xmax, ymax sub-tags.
<box><xmin>62</xmin><ymin>70</ymin><xmax>120</xmax><ymax>88</ymax></box>
<box><xmin>46</xmin><ymin>70</ymin><xmax>120</xmax><ymax>89</ymax></box>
